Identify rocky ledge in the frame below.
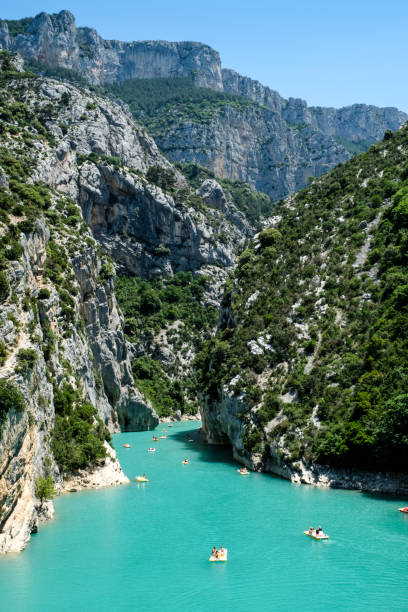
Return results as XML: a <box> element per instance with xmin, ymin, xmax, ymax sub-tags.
<box><xmin>61</xmin><ymin>443</ymin><xmax>129</xmax><ymax>493</ymax></box>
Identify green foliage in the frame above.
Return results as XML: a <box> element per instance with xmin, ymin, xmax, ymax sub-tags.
<box><xmin>146</xmin><ymin>165</ymin><xmax>177</xmax><ymax>192</ymax></box>
<box><xmin>99</xmin><ymin>260</ymin><xmax>115</xmax><ymax>283</ymax></box>
<box><xmin>0</xmin><ymin>381</ymin><xmax>25</xmax><ymax>428</ymax></box>
<box><xmin>104</xmin><ymin>76</ymin><xmax>255</xmax><ymax>126</ymax></box>
<box><xmin>197</xmin><ymin>123</ymin><xmax>408</xmax><ymax>471</ymax></box>
<box><xmin>333</xmin><ymin>136</ymin><xmax>376</xmax><ymax>156</ymax></box>
<box><xmin>0</xmin><ymin>341</ymin><xmax>6</xmax><ymax>366</ymax></box>
<box><xmin>179</xmin><ymin>162</ymin><xmax>274</xmax><ymax>224</ymax></box>
<box><xmin>34</xmin><ymin>476</ymin><xmax>56</xmax><ymax>505</ymax></box>
<box><xmin>51</xmin><ymin>384</ymin><xmax>109</xmax><ymax>473</ymax></box>
<box><xmin>132</xmin><ymin>356</ymin><xmax>180</xmax><ymax>417</ymax></box>
<box><xmin>0</xmin><ymin>270</ymin><xmax>10</xmax><ymax>301</ymax></box>
<box><xmin>116</xmin><ymin>272</ymin><xmax>217</xmax><ymax>415</ymax></box>
<box><xmin>258</xmin><ymin>228</ymin><xmax>282</xmax><ymax>247</ymax></box>
<box><xmin>15</xmin><ymin>348</ymin><xmax>38</xmax><ymax>374</ymax></box>
<box><xmin>4</xmin><ymin>18</ymin><xmax>33</xmax><ymax>37</ymax></box>
<box><xmin>38</xmin><ymin>288</ymin><xmax>51</xmax><ymax>300</ymax></box>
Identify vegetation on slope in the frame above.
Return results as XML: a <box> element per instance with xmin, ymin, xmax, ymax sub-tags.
<box><xmin>104</xmin><ymin>76</ymin><xmax>256</xmax><ymax>127</ymax></box>
<box><xmin>177</xmin><ymin>162</ymin><xmax>274</xmax><ymax>225</ymax></box>
<box><xmin>116</xmin><ymin>272</ymin><xmax>218</xmax><ymax>416</ymax></box>
<box><xmin>196</xmin><ymin>125</ymin><xmax>408</xmax><ymax>472</ymax></box>
<box><xmin>0</xmin><ymin>55</ymin><xmax>111</xmax><ymax>469</ymax></box>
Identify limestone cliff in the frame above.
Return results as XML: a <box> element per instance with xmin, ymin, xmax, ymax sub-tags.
<box><xmin>0</xmin><ymin>11</ymin><xmax>222</xmax><ymax>89</ymax></box>
<box><xmin>0</xmin><ymin>54</ymin><xmax>256</xmax><ymax>552</ymax></box>
<box><xmin>1</xmin><ymin>11</ymin><xmax>405</xmax><ymax>201</ymax></box>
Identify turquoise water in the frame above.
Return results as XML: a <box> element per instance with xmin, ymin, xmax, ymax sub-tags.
<box><xmin>1</xmin><ymin>421</ymin><xmax>408</xmax><ymax>611</ymax></box>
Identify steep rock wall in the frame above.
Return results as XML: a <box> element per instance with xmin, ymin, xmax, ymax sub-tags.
<box><xmin>0</xmin><ymin>11</ymin><xmax>223</xmax><ymax>88</ymax></box>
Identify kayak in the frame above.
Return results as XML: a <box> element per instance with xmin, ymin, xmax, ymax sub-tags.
<box><xmin>148</xmin><ymin>447</ymin><xmax>156</xmax><ymax>452</ymax></box>
<box><xmin>304</xmin><ymin>530</ymin><xmax>329</xmax><ymax>540</ymax></box>
<box><xmin>123</xmin><ymin>443</ymin><xmax>131</xmax><ymax>448</ymax></box>
<box><xmin>210</xmin><ymin>549</ymin><xmax>228</xmax><ymax>562</ymax></box>
<box><xmin>135</xmin><ymin>476</ymin><xmax>149</xmax><ymax>483</ymax></box>
<box><xmin>399</xmin><ymin>507</ymin><xmax>408</xmax><ymax>513</ymax></box>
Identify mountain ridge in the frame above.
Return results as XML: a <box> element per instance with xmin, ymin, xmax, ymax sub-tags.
<box><xmin>1</xmin><ymin>10</ymin><xmax>406</xmax><ymax>201</ymax></box>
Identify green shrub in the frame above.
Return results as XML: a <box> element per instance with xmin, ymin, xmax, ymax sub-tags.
<box><xmin>16</xmin><ymin>348</ymin><xmax>38</xmax><ymax>374</ymax></box>
<box><xmin>38</xmin><ymin>288</ymin><xmax>51</xmax><ymax>300</ymax></box>
<box><xmin>258</xmin><ymin>228</ymin><xmax>282</xmax><ymax>247</ymax></box>
<box><xmin>0</xmin><ymin>270</ymin><xmax>9</xmax><ymax>301</ymax></box>
<box><xmin>34</xmin><ymin>476</ymin><xmax>56</xmax><ymax>505</ymax></box>
<box><xmin>0</xmin><ymin>381</ymin><xmax>25</xmax><ymax>426</ymax></box>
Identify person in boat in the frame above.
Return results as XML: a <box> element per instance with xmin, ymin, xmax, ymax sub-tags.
<box><xmin>212</xmin><ymin>546</ymin><xmax>217</xmax><ymax>557</ymax></box>
<box><xmin>308</xmin><ymin>526</ymin><xmax>314</xmax><ymax>534</ymax></box>
<box><xmin>142</xmin><ymin>474</ymin><xmax>146</xmax><ymax>479</ymax></box>
<box><xmin>219</xmin><ymin>546</ymin><xmax>226</xmax><ymax>557</ymax></box>
<box><xmin>316</xmin><ymin>526</ymin><xmax>322</xmax><ymax>534</ymax></box>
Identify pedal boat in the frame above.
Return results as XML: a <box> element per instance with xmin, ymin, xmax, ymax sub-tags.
<box><xmin>209</xmin><ymin>549</ymin><xmax>228</xmax><ymax>562</ymax></box>
<box><xmin>399</xmin><ymin>507</ymin><xmax>408</xmax><ymax>513</ymax></box>
<box><xmin>135</xmin><ymin>476</ymin><xmax>149</xmax><ymax>483</ymax></box>
<box><xmin>304</xmin><ymin>530</ymin><xmax>328</xmax><ymax>540</ymax></box>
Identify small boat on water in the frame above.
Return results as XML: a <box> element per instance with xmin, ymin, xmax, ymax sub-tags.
<box><xmin>135</xmin><ymin>476</ymin><xmax>149</xmax><ymax>483</ymax></box>
<box><xmin>399</xmin><ymin>507</ymin><xmax>408</xmax><ymax>513</ymax></box>
<box><xmin>237</xmin><ymin>468</ymin><xmax>249</xmax><ymax>475</ymax></box>
<box><xmin>304</xmin><ymin>529</ymin><xmax>329</xmax><ymax>540</ymax></box>
<box><xmin>123</xmin><ymin>443</ymin><xmax>131</xmax><ymax>448</ymax></box>
<box><xmin>209</xmin><ymin>548</ymin><xmax>228</xmax><ymax>562</ymax></box>
<box><xmin>152</xmin><ymin>437</ymin><xmax>159</xmax><ymax>441</ymax></box>
<box><xmin>188</xmin><ymin>439</ymin><xmax>194</xmax><ymax>443</ymax></box>
<box><xmin>148</xmin><ymin>447</ymin><xmax>156</xmax><ymax>452</ymax></box>
<box><xmin>168</xmin><ymin>424</ymin><xmax>173</xmax><ymax>427</ymax></box>
<box><xmin>160</xmin><ymin>435</ymin><xmax>166</xmax><ymax>439</ymax></box>
<box><xmin>182</xmin><ymin>460</ymin><xmax>189</xmax><ymax>465</ymax></box>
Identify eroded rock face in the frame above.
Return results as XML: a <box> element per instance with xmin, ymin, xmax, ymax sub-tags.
<box><xmin>1</xmin><ymin>11</ymin><xmax>406</xmax><ymax>201</ymax></box>
<box><xmin>0</xmin><ymin>11</ymin><xmax>223</xmax><ymax>89</ymax></box>
<box><xmin>0</xmin><ymin>215</ymin><xmax>157</xmax><ymax>554</ymax></box>
<box><xmin>155</xmin><ymin>105</ymin><xmax>351</xmax><ymax>200</ymax></box>
<box><xmin>12</xmin><ymin>78</ymin><xmax>251</xmax><ymax>278</ymax></box>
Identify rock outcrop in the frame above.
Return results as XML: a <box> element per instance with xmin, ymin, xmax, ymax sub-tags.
<box><xmin>0</xmin><ymin>11</ymin><xmax>223</xmax><ymax>89</ymax></box>
<box><xmin>1</xmin><ymin>11</ymin><xmax>406</xmax><ymax>201</ymax></box>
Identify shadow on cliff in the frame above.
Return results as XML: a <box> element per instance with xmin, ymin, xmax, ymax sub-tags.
<box><xmin>170</xmin><ymin>428</ymin><xmax>236</xmax><ymax>466</ymax></box>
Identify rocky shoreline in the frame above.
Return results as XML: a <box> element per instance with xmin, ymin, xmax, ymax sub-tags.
<box><xmin>0</xmin><ymin>444</ymin><xmax>128</xmax><ymax>555</ymax></box>
<box><xmin>233</xmin><ymin>446</ymin><xmax>408</xmax><ymax>496</ymax></box>
<box><xmin>159</xmin><ymin>412</ymin><xmax>201</xmax><ymax>423</ymax></box>
<box><xmin>60</xmin><ymin>443</ymin><xmax>129</xmax><ymax>494</ymax></box>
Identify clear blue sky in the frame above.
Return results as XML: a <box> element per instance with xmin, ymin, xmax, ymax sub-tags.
<box><xmin>2</xmin><ymin>0</ymin><xmax>408</xmax><ymax>111</ymax></box>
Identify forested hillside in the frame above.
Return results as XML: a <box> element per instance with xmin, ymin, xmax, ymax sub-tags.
<box><xmin>197</xmin><ymin>125</ymin><xmax>408</xmax><ymax>476</ymax></box>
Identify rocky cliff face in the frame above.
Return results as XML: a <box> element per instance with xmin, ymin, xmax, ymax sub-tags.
<box><xmin>19</xmin><ymin>77</ymin><xmax>250</xmax><ymax>279</ymax></box>
<box><xmin>152</xmin><ymin>104</ymin><xmax>351</xmax><ymax>200</ymax></box>
<box><xmin>0</xmin><ymin>55</ymin><xmax>257</xmax><ymax>552</ymax></box>
<box><xmin>0</xmin><ymin>11</ymin><xmax>223</xmax><ymax>89</ymax></box>
<box><xmin>1</xmin><ymin>11</ymin><xmax>406</xmax><ymax>201</ymax></box>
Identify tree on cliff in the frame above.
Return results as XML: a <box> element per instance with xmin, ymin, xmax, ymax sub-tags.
<box><xmin>34</xmin><ymin>477</ymin><xmax>56</xmax><ymax>506</ymax></box>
